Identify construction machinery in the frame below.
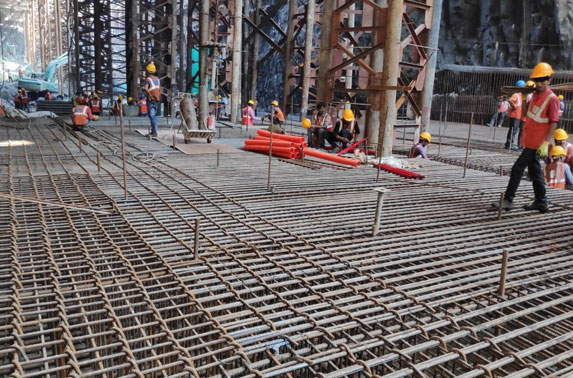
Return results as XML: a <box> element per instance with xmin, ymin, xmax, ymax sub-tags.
<box><xmin>18</xmin><ymin>53</ymin><xmax>67</xmax><ymax>97</ymax></box>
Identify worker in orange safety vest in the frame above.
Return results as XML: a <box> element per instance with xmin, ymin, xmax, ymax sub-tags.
<box><xmin>544</xmin><ymin>146</ymin><xmax>573</xmax><ymax>190</ymax></box>
<box><xmin>493</xmin><ymin>62</ymin><xmax>560</xmax><ymax>213</ymax></box>
<box><xmin>242</xmin><ymin>99</ymin><xmax>261</xmax><ymax>126</ymax></box>
<box><xmin>71</xmin><ymin>104</ymin><xmax>93</xmax><ymax>131</ymax></box>
<box><xmin>143</xmin><ymin>63</ymin><xmax>161</xmax><ymax>137</ymax></box>
<box><xmin>505</xmin><ymin>80</ymin><xmax>525</xmax><ymax>150</ymax></box>
<box><xmin>89</xmin><ymin>94</ymin><xmax>102</xmax><ymax>115</ymax></box>
<box><xmin>547</xmin><ymin>128</ymin><xmax>573</xmax><ymax>165</ymax></box>
<box><xmin>138</xmin><ymin>93</ymin><xmax>148</xmax><ymax>116</ymax></box>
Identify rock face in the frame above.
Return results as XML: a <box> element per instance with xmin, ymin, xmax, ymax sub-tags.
<box><xmin>439</xmin><ymin>0</ymin><xmax>571</xmax><ymax>69</ymax></box>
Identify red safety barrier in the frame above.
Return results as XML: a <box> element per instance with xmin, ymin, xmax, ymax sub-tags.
<box><xmin>373</xmin><ymin>163</ymin><xmax>425</xmax><ymax>179</ymax></box>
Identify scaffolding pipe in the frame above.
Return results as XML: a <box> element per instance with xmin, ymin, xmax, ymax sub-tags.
<box><xmin>282</xmin><ymin>0</ymin><xmax>296</xmax><ymax>113</ymax></box>
<box><xmin>231</xmin><ymin>0</ymin><xmax>243</xmax><ymax>123</ymax></box>
<box><xmin>420</xmin><ymin>0</ymin><xmax>443</xmax><ymax>131</ymax></box>
<box><xmin>199</xmin><ymin>0</ymin><xmax>210</xmax><ymax>127</ymax></box>
<box><xmin>300</xmin><ymin>0</ymin><xmax>316</xmax><ymax>121</ymax></box>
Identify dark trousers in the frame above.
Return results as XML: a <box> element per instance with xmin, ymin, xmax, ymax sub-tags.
<box><xmin>504</xmin><ymin>148</ymin><xmax>547</xmax><ymax>204</ymax></box>
<box><xmin>505</xmin><ymin>117</ymin><xmax>521</xmax><ymax>148</ymax></box>
<box><xmin>324</xmin><ymin>129</ymin><xmax>352</xmax><ymax>149</ymax></box>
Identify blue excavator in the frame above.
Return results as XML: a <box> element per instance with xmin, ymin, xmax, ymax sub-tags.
<box><xmin>18</xmin><ymin>53</ymin><xmax>67</xmax><ymax>99</ymax></box>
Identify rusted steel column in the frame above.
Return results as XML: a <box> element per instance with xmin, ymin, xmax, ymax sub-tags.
<box><xmin>378</xmin><ymin>0</ymin><xmax>403</xmax><ymax>157</ymax></box>
<box><xmin>316</xmin><ymin>0</ymin><xmax>335</xmax><ymax>105</ymax></box>
<box><xmin>231</xmin><ymin>0</ymin><xmax>244</xmax><ymax>123</ymax></box>
<box><xmin>300</xmin><ymin>0</ymin><xmax>316</xmax><ymax>120</ymax></box>
<box><xmin>367</xmin><ymin>0</ymin><xmax>386</xmax><ymax>148</ymax></box>
<box><xmin>199</xmin><ymin>0</ymin><xmax>210</xmax><ymax>127</ymax></box>
<box><xmin>282</xmin><ymin>0</ymin><xmax>296</xmax><ymax>113</ymax></box>
<box><xmin>420</xmin><ymin>0</ymin><xmax>443</xmax><ymax>131</ymax></box>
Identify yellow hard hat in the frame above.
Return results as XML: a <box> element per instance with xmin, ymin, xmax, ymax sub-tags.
<box><xmin>146</xmin><ymin>63</ymin><xmax>156</xmax><ymax>73</ymax></box>
<box><xmin>554</xmin><ymin>129</ymin><xmax>568</xmax><ymax>141</ymax></box>
<box><xmin>118</xmin><ymin>95</ymin><xmax>123</xmax><ymax>100</ymax></box>
<box><xmin>530</xmin><ymin>62</ymin><xmax>554</xmax><ymax>79</ymax></box>
<box><xmin>559</xmin><ymin>94</ymin><xmax>564</xmax><ymax>100</ymax></box>
<box><xmin>217</xmin><ymin>95</ymin><xmax>222</xmax><ymax>99</ymax></box>
<box><xmin>420</xmin><ymin>131</ymin><xmax>431</xmax><ymax>143</ymax></box>
<box><xmin>93</xmin><ymin>94</ymin><xmax>98</xmax><ymax>99</ymax></box>
<box><xmin>271</xmin><ymin>100</ymin><xmax>279</xmax><ymax>107</ymax></box>
<box><xmin>526</xmin><ymin>80</ymin><xmax>535</xmax><ymax>88</ymax></box>
<box><xmin>342</xmin><ymin>108</ymin><xmax>354</xmax><ymax>122</ymax></box>
<box><xmin>83</xmin><ymin>91</ymin><xmax>88</xmax><ymax>96</ymax></box>
<box><xmin>128</xmin><ymin>97</ymin><xmax>133</xmax><ymax>101</ymax></box>
<box><xmin>248</xmin><ymin>99</ymin><xmax>255</xmax><ymax>106</ymax></box>
<box><xmin>93</xmin><ymin>115</ymin><xmax>100</xmax><ymax>121</ymax></box>
<box><xmin>550</xmin><ymin>145</ymin><xmax>566</xmax><ymax>157</ymax></box>
<box><xmin>302</xmin><ymin>118</ymin><xmax>312</xmax><ymax>129</ymax></box>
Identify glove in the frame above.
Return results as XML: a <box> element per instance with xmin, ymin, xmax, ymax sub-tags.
<box><xmin>536</xmin><ymin>141</ymin><xmax>549</xmax><ymax>159</ymax></box>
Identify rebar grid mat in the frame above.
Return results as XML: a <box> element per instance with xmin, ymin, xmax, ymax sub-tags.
<box><xmin>1</xmin><ymin>120</ymin><xmax>573</xmax><ymax>377</ymax></box>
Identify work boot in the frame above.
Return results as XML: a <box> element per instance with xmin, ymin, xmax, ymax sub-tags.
<box><xmin>523</xmin><ymin>201</ymin><xmax>549</xmax><ymax>213</ymax></box>
<box><xmin>491</xmin><ymin>199</ymin><xmax>513</xmax><ymax>211</ymax></box>
<box><xmin>145</xmin><ymin>132</ymin><xmax>158</xmax><ymax>138</ymax></box>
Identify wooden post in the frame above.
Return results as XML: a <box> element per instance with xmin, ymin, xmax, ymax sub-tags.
<box><xmin>462</xmin><ymin>112</ymin><xmax>474</xmax><ymax>178</ymax></box>
<box><xmin>372</xmin><ymin>188</ymin><xmax>389</xmax><ymax>236</ymax></box>
<box><xmin>119</xmin><ymin>104</ymin><xmax>128</xmax><ymax>200</ymax></box>
<box><xmin>498</xmin><ymin>250</ymin><xmax>509</xmax><ymax>296</ymax></box>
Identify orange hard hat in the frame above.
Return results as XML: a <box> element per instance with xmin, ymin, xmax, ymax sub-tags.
<box><xmin>530</xmin><ymin>62</ymin><xmax>554</xmax><ymax>79</ymax></box>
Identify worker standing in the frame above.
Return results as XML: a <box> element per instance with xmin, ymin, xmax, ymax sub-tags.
<box><xmin>138</xmin><ymin>94</ymin><xmax>148</xmax><ymax>116</ymax></box>
<box><xmin>544</xmin><ymin>146</ymin><xmax>573</xmax><ymax>189</ymax></box>
<box><xmin>89</xmin><ymin>94</ymin><xmax>102</xmax><ymax>116</ymax></box>
<box><xmin>492</xmin><ymin>62</ymin><xmax>560</xmax><ymax>213</ymax></box>
<box><xmin>409</xmin><ymin>132</ymin><xmax>431</xmax><ymax>159</ymax></box>
<box><xmin>309</xmin><ymin>103</ymin><xmax>333</xmax><ymax>148</ymax></box>
<box><xmin>241</xmin><ymin>100</ymin><xmax>261</xmax><ymax>127</ymax></box>
<box><xmin>143</xmin><ymin>63</ymin><xmax>161</xmax><ymax>137</ymax></box>
<box><xmin>558</xmin><ymin>95</ymin><xmax>565</xmax><ymax>117</ymax></box>
<box><xmin>20</xmin><ymin>89</ymin><xmax>30</xmax><ymax>113</ymax></box>
<box><xmin>325</xmin><ymin>109</ymin><xmax>360</xmax><ymax>150</ymax></box>
<box><xmin>518</xmin><ymin>80</ymin><xmax>536</xmax><ymax>151</ymax></box>
<box><xmin>505</xmin><ymin>80</ymin><xmax>525</xmax><ymax>150</ymax></box>
<box><xmin>548</xmin><ymin>129</ymin><xmax>573</xmax><ymax>165</ymax></box>
<box><xmin>112</xmin><ymin>95</ymin><xmax>123</xmax><ymax>116</ymax></box>
<box><xmin>14</xmin><ymin>88</ymin><xmax>21</xmax><ymax>110</ymax></box>
<box><xmin>71</xmin><ymin>103</ymin><xmax>93</xmax><ymax>131</ymax></box>
<box><xmin>487</xmin><ymin>95</ymin><xmax>509</xmax><ymax>127</ymax></box>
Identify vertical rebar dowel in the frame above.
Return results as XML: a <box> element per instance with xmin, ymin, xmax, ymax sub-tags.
<box><xmin>78</xmin><ymin>135</ymin><xmax>82</xmax><ymax>152</ymax></box>
<box><xmin>499</xmin><ymin>165</ymin><xmax>504</xmax><ymax>176</ymax></box>
<box><xmin>497</xmin><ymin>192</ymin><xmax>504</xmax><ymax>220</ymax></box>
<box><xmin>268</xmin><ymin>127</ymin><xmax>273</xmax><ymax>191</ymax></box>
<box><xmin>129</xmin><ymin>120</ymin><xmax>132</xmax><ymax>132</ymax></box>
<box><xmin>119</xmin><ymin>104</ymin><xmax>128</xmax><ymax>200</ymax></box>
<box><xmin>97</xmin><ymin>153</ymin><xmax>101</xmax><ymax>173</ymax></box>
<box><xmin>463</xmin><ymin>112</ymin><xmax>474</xmax><ymax>178</ymax></box>
<box><xmin>216</xmin><ymin>149</ymin><xmax>219</xmax><ymax>168</ymax></box>
<box><xmin>300</xmin><ymin>144</ymin><xmax>304</xmax><ymax>162</ymax></box>
<box><xmin>372</xmin><ymin>188</ymin><xmax>388</xmax><ymax>236</ymax></box>
<box><xmin>498</xmin><ymin>249</ymin><xmax>509</xmax><ymax>296</ymax></box>
<box><xmin>63</xmin><ymin>121</ymin><xmax>67</xmax><ymax>141</ymax></box>
<box><xmin>218</xmin><ymin>126</ymin><xmax>221</xmax><ymax>139</ymax></box>
<box><xmin>194</xmin><ymin>218</ymin><xmax>200</xmax><ymax>260</ymax></box>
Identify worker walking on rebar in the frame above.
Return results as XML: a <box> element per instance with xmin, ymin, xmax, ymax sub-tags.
<box><xmin>547</xmin><ymin>129</ymin><xmax>573</xmax><ymax>165</ymax></box>
<box><xmin>505</xmin><ymin>80</ymin><xmax>525</xmax><ymax>150</ymax></box>
<box><xmin>241</xmin><ymin>100</ymin><xmax>261</xmax><ymax>127</ymax></box>
<box><xmin>143</xmin><ymin>63</ymin><xmax>161</xmax><ymax>137</ymax></box>
<box><xmin>544</xmin><ymin>146</ymin><xmax>573</xmax><ymax>189</ymax></box>
<box><xmin>493</xmin><ymin>62</ymin><xmax>560</xmax><ymax>213</ymax></box>
<box><xmin>409</xmin><ymin>132</ymin><xmax>431</xmax><ymax>159</ymax></box>
<box><xmin>309</xmin><ymin>103</ymin><xmax>332</xmax><ymax>148</ymax></box>
<box><xmin>487</xmin><ymin>95</ymin><xmax>509</xmax><ymax>127</ymax></box>
<box><xmin>325</xmin><ymin>109</ymin><xmax>360</xmax><ymax>151</ymax></box>
<box><xmin>71</xmin><ymin>102</ymin><xmax>93</xmax><ymax>131</ymax></box>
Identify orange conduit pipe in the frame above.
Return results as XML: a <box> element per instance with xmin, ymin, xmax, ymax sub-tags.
<box><xmin>244</xmin><ymin>145</ymin><xmax>295</xmax><ymax>157</ymax></box>
<box><xmin>303</xmin><ymin>148</ymin><xmax>360</xmax><ymax>167</ymax></box>
<box><xmin>244</xmin><ymin>139</ymin><xmax>294</xmax><ymax>148</ymax></box>
<box><xmin>257</xmin><ymin>129</ymin><xmax>305</xmax><ymax>143</ymax></box>
<box><xmin>252</xmin><ymin>136</ymin><xmax>308</xmax><ymax>148</ymax></box>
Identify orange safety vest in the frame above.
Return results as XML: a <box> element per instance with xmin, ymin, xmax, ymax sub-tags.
<box><xmin>90</xmin><ymin>99</ymin><xmax>101</xmax><ymax>113</ymax></box>
<box><xmin>20</xmin><ymin>94</ymin><xmax>29</xmax><ymax>104</ymax></box>
<box><xmin>544</xmin><ymin>162</ymin><xmax>566</xmax><ymax>189</ymax></box>
<box><xmin>521</xmin><ymin>93</ymin><xmax>533</xmax><ymax>121</ymax></box>
<box><xmin>508</xmin><ymin>93</ymin><xmax>522</xmax><ymax>119</ymax></box>
<box><xmin>242</xmin><ymin>106</ymin><xmax>253</xmax><ymax>126</ymax></box>
<box><xmin>522</xmin><ymin>90</ymin><xmax>557</xmax><ymax>149</ymax></box>
<box><xmin>72</xmin><ymin>105</ymin><xmax>91</xmax><ymax>126</ymax></box>
<box><xmin>274</xmin><ymin>107</ymin><xmax>285</xmax><ymax>122</ymax></box>
<box><xmin>146</xmin><ymin>76</ymin><xmax>161</xmax><ymax>101</ymax></box>
<box><xmin>139</xmin><ymin>98</ymin><xmax>148</xmax><ymax>114</ymax></box>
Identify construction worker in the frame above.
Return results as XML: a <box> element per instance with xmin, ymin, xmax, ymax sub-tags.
<box><xmin>309</xmin><ymin>102</ymin><xmax>333</xmax><ymax>148</ymax></box>
<box><xmin>505</xmin><ymin>80</ymin><xmax>525</xmax><ymax>150</ymax></box>
<box><xmin>44</xmin><ymin>89</ymin><xmax>52</xmax><ymax>101</ymax></box>
<box><xmin>487</xmin><ymin>95</ymin><xmax>509</xmax><ymax>127</ymax></box>
<box><xmin>409</xmin><ymin>132</ymin><xmax>431</xmax><ymax>159</ymax></box>
<box><xmin>127</xmin><ymin>96</ymin><xmax>137</xmax><ymax>106</ymax></box>
<box><xmin>558</xmin><ymin>94</ymin><xmax>565</xmax><ymax>117</ymax></box>
<box><xmin>71</xmin><ymin>102</ymin><xmax>93</xmax><ymax>131</ymax></box>
<box><xmin>20</xmin><ymin>89</ymin><xmax>30</xmax><ymax>112</ymax></box>
<box><xmin>14</xmin><ymin>87</ymin><xmax>21</xmax><ymax>109</ymax></box>
<box><xmin>544</xmin><ymin>146</ymin><xmax>573</xmax><ymax>190</ymax></box>
<box><xmin>143</xmin><ymin>63</ymin><xmax>161</xmax><ymax>137</ymax></box>
<box><xmin>138</xmin><ymin>93</ymin><xmax>148</xmax><ymax>116</ymax></box>
<box><xmin>548</xmin><ymin>129</ymin><xmax>573</xmax><ymax>165</ymax></box>
<box><xmin>241</xmin><ymin>100</ymin><xmax>260</xmax><ymax>126</ymax></box>
<box><xmin>263</xmin><ymin>100</ymin><xmax>285</xmax><ymax>127</ymax></box>
<box><xmin>76</xmin><ymin>92</ymin><xmax>89</xmax><ymax>106</ymax></box>
<box><xmin>112</xmin><ymin>95</ymin><xmax>123</xmax><ymax>116</ymax></box>
<box><xmin>89</xmin><ymin>94</ymin><xmax>102</xmax><ymax>115</ymax></box>
<box><xmin>325</xmin><ymin>109</ymin><xmax>360</xmax><ymax>150</ymax></box>
<box><xmin>493</xmin><ymin>62</ymin><xmax>560</xmax><ymax>213</ymax></box>
<box><xmin>518</xmin><ymin>80</ymin><xmax>537</xmax><ymax>151</ymax></box>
